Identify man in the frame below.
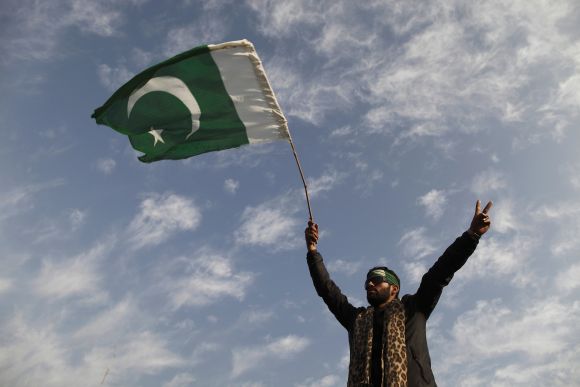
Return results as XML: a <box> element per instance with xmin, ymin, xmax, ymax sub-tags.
<box><xmin>305</xmin><ymin>200</ymin><xmax>492</xmax><ymax>387</ymax></box>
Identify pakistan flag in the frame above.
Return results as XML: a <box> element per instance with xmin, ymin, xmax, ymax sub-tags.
<box><xmin>92</xmin><ymin>40</ymin><xmax>290</xmax><ymax>162</ymax></box>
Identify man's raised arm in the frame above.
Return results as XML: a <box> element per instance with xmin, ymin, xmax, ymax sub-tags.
<box><xmin>305</xmin><ymin>221</ymin><xmax>359</xmax><ymax>330</ymax></box>
<box><xmin>412</xmin><ymin>200</ymin><xmax>493</xmax><ymax>317</ymax></box>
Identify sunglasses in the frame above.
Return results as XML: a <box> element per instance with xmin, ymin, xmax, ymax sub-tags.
<box><xmin>365</xmin><ymin>276</ymin><xmax>388</xmax><ymax>289</ymax></box>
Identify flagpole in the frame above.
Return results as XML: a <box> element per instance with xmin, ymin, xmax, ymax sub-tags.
<box><xmin>238</xmin><ymin>40</ymin><xmax>313</xmax><ymax>221</ymax></box>
<box><xmin>287</xmin><ymin>133</ymin><xmax>313</xmax><ymax>222</ymax></box>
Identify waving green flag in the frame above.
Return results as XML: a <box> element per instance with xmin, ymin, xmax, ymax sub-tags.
<box><xmin>92</xmin><ymin>40</ymin><xmax>290</xmax><ymax>162</ymax></box>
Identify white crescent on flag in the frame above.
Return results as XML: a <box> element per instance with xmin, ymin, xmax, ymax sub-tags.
<box><xmin>127</xmin><ymin>76</ymin><xmax>202</xmax><ymax>139</ymax></box>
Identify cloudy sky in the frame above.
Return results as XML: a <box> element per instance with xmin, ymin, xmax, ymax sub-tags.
<box><xmin>1</xmin><ymin>1</ymin><xmax>580</xmax><ymax>386</ymax></box>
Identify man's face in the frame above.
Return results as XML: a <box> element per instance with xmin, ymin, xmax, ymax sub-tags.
<box><xmin>365</xmin><ymin>277</ymin><xmax>392</xmax><ymax>307</ymax></box>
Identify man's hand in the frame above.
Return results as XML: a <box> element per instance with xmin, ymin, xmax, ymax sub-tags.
<box><xmin>305</xmin><ymin>221</ymin><xmax>319</xmax><ymax>252</ymax></box>
<box><xmin>468</xmin><ymin>200</ymin><xmax>493</xmax><ymax>237</ymax></box>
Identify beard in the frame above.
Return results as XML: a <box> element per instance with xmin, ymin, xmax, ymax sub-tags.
<box><xmin>366</xmin><ymin>286</ymin><xmax>390</xmax><ymax>307</ymax></box>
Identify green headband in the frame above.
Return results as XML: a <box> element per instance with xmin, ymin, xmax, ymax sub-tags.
<box><xmin>368</xmin><ymin>269</ymin><xmax>400</xmax><ymax>287</ymax></box>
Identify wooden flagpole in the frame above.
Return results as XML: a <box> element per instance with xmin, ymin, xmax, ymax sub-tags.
<box><xmin>242</xmin><ymin>40</ymin><xmax>313</xmax><ymax>221</ymax></box>
<box><xmin>287</xmin><ymin>132</ymin><xmax>313</xmax><ymax>222</ymax></box>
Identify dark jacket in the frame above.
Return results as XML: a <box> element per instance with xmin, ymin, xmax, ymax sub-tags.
<box><xmin>307</xmin><ymin>232</ymin><xmax>479</xmax><ymax>387</ymax></box>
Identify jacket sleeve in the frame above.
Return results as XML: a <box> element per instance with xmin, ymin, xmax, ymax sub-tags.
<box><xmin>307</xmin><ymin>250</ymin><xmax>360</xmax><ymax>330</ymax></box>
<box><xmin>412</xmin><ymin>232</ymin><xmax>479</xmax><ymax>319</ymax></box>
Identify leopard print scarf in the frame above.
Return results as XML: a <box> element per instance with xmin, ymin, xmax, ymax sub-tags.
<box><xmin>347</xmin><ymin>299</ymin><xmax>407</xmax><ymax>387</ymax></box>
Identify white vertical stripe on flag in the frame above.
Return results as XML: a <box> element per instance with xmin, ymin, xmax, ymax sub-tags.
<box><xmin>209</xmin><ymin>40</ymin><xmax>290</xmax><ymax>144</ymax></box>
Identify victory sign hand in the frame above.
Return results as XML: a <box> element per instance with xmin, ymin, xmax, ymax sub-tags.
<box><xmin>469</xmin><ymin>200</ymin><xmax>493</xmax><ymax>237</ymax></box>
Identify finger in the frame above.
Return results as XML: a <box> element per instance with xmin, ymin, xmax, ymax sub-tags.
<box><xmin>305</xmin><ymin>226</ymin><xmax>318</xmax><ymax>235</ymax></box>
<box><xmin>482</xmin><ymin>201</ymin><xmax>493</xmax><ymax>214</ymax></box>
<box><xmin>308</xmin><ymin>220</ymin><xmax>313</xmax><ymax>227</ymax></box>
<box><xmin>475</xmin><ymin>200</ymin><xmax>481</xmax><ymax>215</ymax></box>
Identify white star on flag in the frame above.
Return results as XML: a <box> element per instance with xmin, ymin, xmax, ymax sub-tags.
<box><xmin>148</xmin><ymin>128</ymin><xmax>165</xmax><ymax>146</ymax></box>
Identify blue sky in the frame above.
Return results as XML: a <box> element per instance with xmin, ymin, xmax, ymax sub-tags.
<box><xmin>1</xmin><ymin>1</ymin><xmax>580</xmax><ymax>386</ymax></box>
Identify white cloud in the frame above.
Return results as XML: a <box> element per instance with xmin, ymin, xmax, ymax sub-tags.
<box><xmin>163</xmin><ymin>19</ymin><xmax>228</xmax><ymax>57</ymax></box>
<box><xmin>571</xmin><ymin>173</ymin><xmax>580</xmax><ymax>191</ymax></box>
<box><xmin>296</xmin><ymin>374</ymin><xmax>341</xmax><ymax>387</ymax></box>
<box><xmin>529</xmin><ymin>200</ymin><xmax>580</xmax><ymax>257</ymax></box>
<box><xmin>268</xmin><ymin>335</ymin><xmax>310</xmax><ymax>356</ymax></box>
<box><xmin>235</xmin><ymin>192</ymin><xmax>301</xmax><ymax>250</ymax></box>
<box><xmin>73</xmin><ymin>298</ymin><xmax>136</xmax><ymax>341</ymax></box>
<box><xmin>127</xmin><ymin>192</ymin><xmax>201</xmax><ymax>250</ymax></box>
<box><xmin>551</xmin><ymin>232</ymin><xmax>580</xmax><ymax>257</ymax></box>
<box><xmin>34</xmin><ymin>243</ymin><xmax>109</xmax><ymax>303</ymax></box>
<box><xmin>560</xmin><ymin>162</ymin><xmax>580</xmax><ymax>191</ymax></box>
<box><xmin>246</xmin><ymin>0</ymin><xmax>320</xmax><ymax>37</ymax></box>
<box><xmin>0</xmin><ymin>311</ymin><xmax>184</xmax><ymax>387</ymax></box>
<box><xmin>0</xmin><ymin>180</ymin><xmax>64</xmax><ymax>225</ymax></box>
<box><xmin>403</xmin><ymin>261</ymin><xmax>429</xmax><ymax>285</ymax></box>
<box><xmin>490</xmin><ymin>199</ymin><xmax>518</xmax><ymax>234</ymax></box>
<box><xmin>68</xmin><ymin>0</ymin><xmax>124</xmax><ymax>37</ymax></box>
<box><xmin>97</xmin><ymin>63</ymin><xmax>133</xmax><ymax>91</ymax></box>
<box><xmin>21</xmin><ymin>207</ymin><xmax>88</xmax><ymax>245</ymax></box>
<box><xmin>417</xmin><ymin>189</ymin><xmax>447</xmax><ymax>220</ymax></box>
<box><xmin>453</xmin><ymin>298</ymin><xmax>569</xmax><ymax>356</ymax></box>
<box><xmin>398</xmin><ymin>227</ymin><xmax>437</xmax><ymax>259</ymax></box>
<box><xmin>491</xmin><ymin>351</ymin><xmax>580</xmax><ymax>386</ymax></box>
<box><xmin>224</xmin><ymin>178</ymin><xmax>240</xmax><ymax>194</ymax></box>
<box><xmin>338</xmin><ymin>349</ymin><xmax>349</xmax><ymax>370</ymax></box>
<box><xmin>532</xmin><ymin>200</ymin><xmax>580</xmax><ymax>221</ymax></box>
<box><xmin>163</xmin><ymin>372</ymin><xmax>196</xmax><ymax>387</ymax></box>
<box><xmin>394</xmin><ymin>122</ymin><xmax>448</xmax><ymax>145</ymax></box>
<box><xmin>38</xmin><ymin>125</ymin><xmax>68</xmax><ymax>140</ymax></box>
<box><xmin>240</xmin><ymin>309</ymin><xmax>275</xmax><ymax>325</ymax></box>
<box><xmin>239</xmin><ymin>382</ymin><xmax>266</xmax><ymax>387</ymax></box>
<box><xmin>199</xmin><ymin>0</ymin><xmax>234</xmax><ymax>10</ymax></box>
<box><xmin>439</xmin><ymin>297</ymin><xmax>580</xmax><ymax>385</ymax></box>
<box><xmin>471</xmin><ymin>169</ymin><xmax>507</xmax><ymax>196</ymax></box>
<box><xmin>236</xmin><ymin>206</ymin><xmax>299</xmax><ymax>248</ymax></box>
<box><xmin>1</xmin><ymin>0</ymin><xmax>125</xmax><ymax>63</ymax></box>
<box><xmin>460</xmin><ymin>235</ymin><xmax>536</xmax><ymax>287</ymax></box>
<box><xmin>96</xmin><ymin>157</ymin><xmax>117</xmax><ymax>174</ymax></box>
<box><xmin>183</xmin><ymin>142</ymin><xmax>276</xmax><ymax>170</ymax></box>
<box><xmin>0</xmin><ymin>278</ymin><xmax>13</xmax><ymax>294</ymax></box>
<box><xmin>83</xmin><ymin>331</ymin><xmax>184</xmax><ymax>375</ymax></box>
<box><xmin>327</xmin><ymin>259</ymin><xmax>361</xmax><ymax>277</ymax></box>
<box><xmin>163</xmin><ymin>251</ymin><xmax>254</xmax><ymax>309</ymax></box>
<box><xmin>264</xmin><ymin>56</ymin><xmax>351</xmax><ymax>125</ymax></box>
<box><xmin>555</xmin><ymin>73</ymin><xmax>580</xmax><ymax>110</ymax></box>
<box><xmin>556</xmin><ymin>263</ymin><xmax>580</xmax><ymax>292</ymax></box>
<box><xmin>231</xmin><ymin>335</ymin><xmax>310</xmax><ymax>377</ymax></box>
<box><xmin>248</xmin><ymin>1</ymin><xmax>580</xmax><ymax>146</ymax></box>
<box><xmin>308</xmin><ymin>170</ymin><xmax>343</xmax><ymax>197</ymax></box>
<box><xmin>329</xmin><ymin>126</ymin><xmax>353</xmax><ymax>138</ymax></box>
<box><xmin>0</xmin><ymin>314</ymin><xmax>78</xmax><ymax>387</ymax></box>
<box><xmin>69</xmin><ymin>208</ymin><xmax>87</xmax><ymax>229</ymax></box>
<box><xmin>367</xmin><ymin>1</ymin><xmax>579</xmax><ymax>142</ymax></box>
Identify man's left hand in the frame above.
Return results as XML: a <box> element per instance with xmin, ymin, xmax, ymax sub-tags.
<box><xmin>468</xmin><ymin>200</ymin><xmax>493</xmax><ymax>237</ymax></box>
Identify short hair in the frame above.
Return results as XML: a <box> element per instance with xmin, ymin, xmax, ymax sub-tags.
<box><xmin>366</xmin><ymin>266</ymin><xmax>401</xmax><ymax>298</ymax></box>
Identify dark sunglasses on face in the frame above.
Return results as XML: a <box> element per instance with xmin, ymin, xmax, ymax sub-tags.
<box><xmin>365</xmin><ymin>276</ymin><xmax>388</xmax><ymax>289</ymax></box>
